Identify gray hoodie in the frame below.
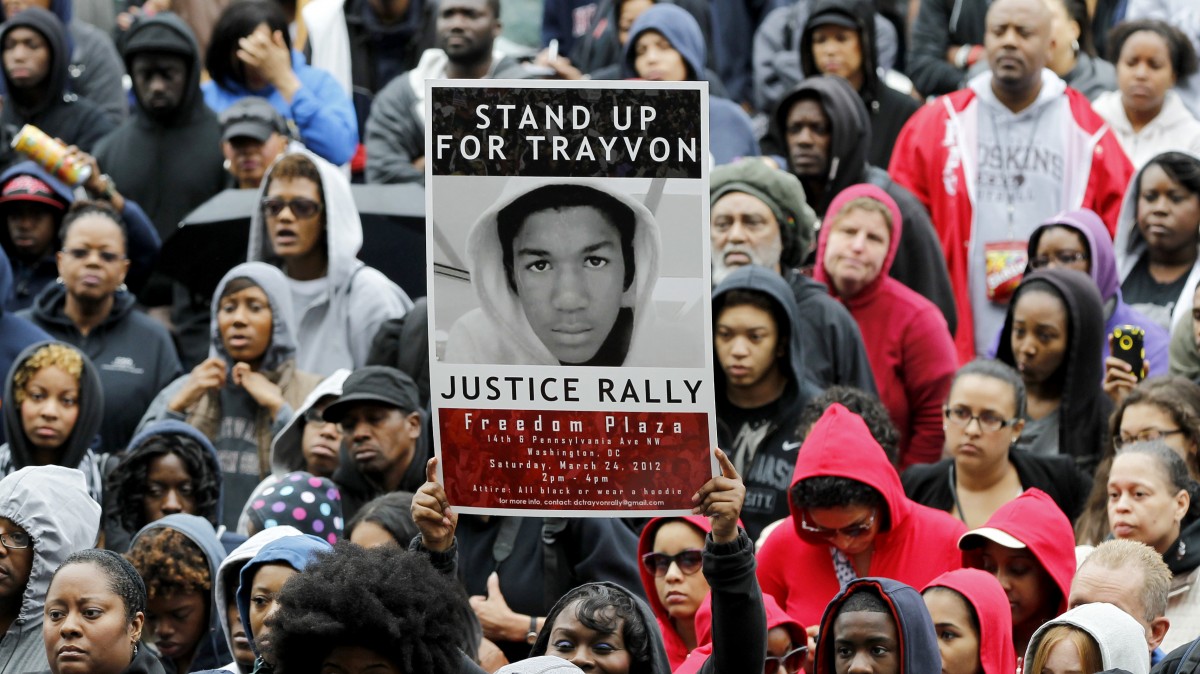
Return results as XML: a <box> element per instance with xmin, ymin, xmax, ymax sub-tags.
<box><xmin>247</xmin><ymin>150</ymin><xmax>413</xmax><ymax>375</ymax></box>
<box><xmin>0</xmin><ymin>465</ymin><xmax>100</xmax><ymax>674</ymax></box>
<box><xmin>1023</xmin><ymin>602</ymin><xmax>1150</xmax><ymax>674</ymax></box>
<box><xmin>268</xmin><ymin>369</ymin><xmax>350</xmax><ymax>476</ymax></box>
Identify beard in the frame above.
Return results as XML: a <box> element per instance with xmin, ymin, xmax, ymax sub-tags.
<box><xmin>711</xmin><ymin>238</ymin><xmax>784</xmax><ymax>286</ymax></box>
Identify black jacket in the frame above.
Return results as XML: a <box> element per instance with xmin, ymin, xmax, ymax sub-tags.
<box><xmin>715</xmin><ymin>267</ymin><xmax>823</xmax><ymax>540</ymax></box>
<box><xmin>901</xmin><ymin>449</ymin><xmax>1092</xmax><ymax>522</ymax></box>
<box><xmin>907</xmin><ymin>0</ymin><xmax>987</xmax><ymax>96</ymax></box>
<box><xmin>799</xmin><ymin>0</ymin><xmax>919</xmax><ymax>168</ymax></box>
<box><xmin>773</xmin><ymin>76</ymin><xmax>957</xmax><ymax>334</ymax></box>
<box><xmin>693</xmin><ymin>529</ymin><xmax>767</xmax><ymax>674</ymax></box>
<box><xmin>0</xmin><ymin>8</ymin><xmax>115</xmax><ymax>152</ymax></box>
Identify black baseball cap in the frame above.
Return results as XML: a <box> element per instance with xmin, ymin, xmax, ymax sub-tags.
<box><xmin>219</xmin><ymin>97</ymin><xmax>289</xmax><ymax>142</ymax></box>
<box><xmin>322</xmin><ymin>366</ymin><xmax>421</xmax><ymax>423</ymax></box>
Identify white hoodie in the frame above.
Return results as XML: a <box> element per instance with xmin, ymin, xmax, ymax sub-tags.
<box><xmin>1023</xmin><ymin>602</ymin><xmax>1150</xmax><ymax>674</ymax></box>
<box><xmin>1093</xmin><ymin>89</ymin><xmax>1200</xmax><ymax>169</ymax></box>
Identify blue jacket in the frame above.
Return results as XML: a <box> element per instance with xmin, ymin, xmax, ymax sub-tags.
<box><xmin>202</xmin><ymin>51</ymin><xmax>358</xmax><ymax>166</ymax></box>
<box><xmin>620</xmin><ymin>4</ymin><xmax>758</xmax><ymax>165</ymax></box>
<box><xmin>0</xmin><ymin>161</ymin><xmax>161</xmax><ymax>312</ymax></box>
<box><xmin>235</xmin><ymin>535</ymin><xmax>332</xmax><ymax>655</ymax></box>
<box><xmin>0</xmin><ymin>267</ymin><xmax>50</xmax><ymax>444</ymax></box>
<box><xmin>130</xmin><ymin>514</ymin><xmax>233</xmax><ymax>674</ymax></box>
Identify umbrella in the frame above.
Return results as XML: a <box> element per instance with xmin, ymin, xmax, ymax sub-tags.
<box><xmin>160</xmin><ymin>183</ymin><xmax>427</xmax><ymax>299</ymax></box>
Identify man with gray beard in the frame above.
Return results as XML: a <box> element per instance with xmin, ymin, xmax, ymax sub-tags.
<box><xmin>710</xmin><ymin>159</ymin><xmax>876</xmax><ymax>393</ymax></box>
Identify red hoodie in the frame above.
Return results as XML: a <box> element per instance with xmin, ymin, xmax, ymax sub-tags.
<box><xmin>923</xmin><ymin>569</ymin><xmax>1017</xmax><ymax>674</ymax></box>
<box><xmin>674</xmin><ymin>594</ymin><xmax>804</xmax><ymax>674</ymax></box>
<box><xmin>813</xmin><ymin>184</ymin><xmax>957</xmax><ymax>468</ymax></box>
<box><xmin>756</xmin><ymin>404</ymin><xmax>966</xmax><ymax>628</ymax></box>
<box><xmin>959</xmin><ymin>488</ymin><xmax>1075</xmax><ymax>615</ymax></box>
<box><xmin>637</xmin><ymin>515</ymin><xmax>714</xmax><ymax>670</ymax></box>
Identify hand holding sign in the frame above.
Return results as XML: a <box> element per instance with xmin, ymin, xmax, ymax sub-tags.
<box><xmin>691</xmin><ymin>448</ymin><xmax>745</xmax><ymax>544</ymax></box>
<box><xmin>412</xmin><ymin>457</ymin><xmax>457</xmax><ymax>553</ymax></box>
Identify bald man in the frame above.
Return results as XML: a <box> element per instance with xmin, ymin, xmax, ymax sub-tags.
<box><xmin>887</xmin><ymin>0</ymin><xmax>1133</xmax><ymax>363</ymax></box>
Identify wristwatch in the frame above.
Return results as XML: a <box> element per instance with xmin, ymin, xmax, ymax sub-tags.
<box><xmin>95</xmin><ymin>174</ymin><xmax>117</xmax><ymax>202</ymax></box>
<box><xmin>525</xmin><ymin>615</ymin><xmax>538</xmax><ymax>644</ymax></box>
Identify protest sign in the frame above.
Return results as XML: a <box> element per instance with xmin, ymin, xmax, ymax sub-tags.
<box><xmin>426</xmin><ymin>79</ymin><xmax>716</xmax><ymax>516</ymax></box>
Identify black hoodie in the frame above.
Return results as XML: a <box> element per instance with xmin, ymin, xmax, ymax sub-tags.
<box><xmin>996</xmin><ymin>269</ymin><xmax>1111</xmax><ymax>472</ymax></box>
<box><xmin>798</xmin><ymin>0</ymin><xmax>919</xmax><ymax>169</ymax></box>
<box><xmin>0</xmin><ymin>8</ymin><xmax>114</xmax><ymax>152</ymax></box>
<box><xmin>713</xmin><ymin>266</ymin><xmax>822</xmax><ymax>540</ymax></box>
<box><xmin>94</xmin><ymin>13</ymin><xmax>227</xmax><ymax>249</ymax></box>
<box><xmin>772</xmin><ymin>75</ymin><xmax>957</xmax><ymax>335</ymax></box>
<box><xmin>0</xmin><ymin>340</ymin><xmax>104</xmax><ymax>501</ymax></box>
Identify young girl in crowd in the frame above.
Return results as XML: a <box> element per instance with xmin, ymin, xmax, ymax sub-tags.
<box><xmin>958</xmin><ymin>489</ymin><xmax>1077</xmax><ymax>655</ymax></box>
<box><xmin>126</xmin><ymin>514</ymin><xmax>232</xmax><ymax>674</ymax></box>
<box><xmin>1114</xmin><ymin>152</ymin><xmax>1200</xmax><ymax>332</ymax></box>
<box><xmin>43</xmin><ymin>549</ymin><xmax>159</xmax><ymax>674</ymax></box>
<box><xmin>814</xmin><ymin>184</ymin><xmax>956</xmax><ymax>468</ymax></box>
<box><xmin>105</xmin><ymin>420</ymin><xmax>227</xmax><ymax>553</ymax></box>
<box><xmin>344</xmin><ymin>491</ymin><xmax>419</xmax><ymax>548</ymax></box>
<box><xmin>0</xmin><ymin>341</ymin><xmax>103</xmax><ymax>502</ymax></box>
<box><xmin>922</xmin><ymin>569</ymin><xmax>1016</xmax><ymax>674</ymax></box>
<box><xmin>903</xmin><ymin>359</ymin><xmax>1090</xmax><ymax>525</ymax></box>
<box><xmin>140</xmin><ymin>262</ymin><xmax>320</xmax><ymax>529</ymax></box>
<box><xmin>1023</xmin><ymin>603</ymin><xmax>1151</xmax><ymax>674</ymax></box>
<box><xmin>996</xmin><ymin>269</ymin><xmax>1109</xmax><ymax>471</ymax></box>
<box><xmin>1105</xmin><ymin>440</ymin><xmax>1200</xmax><ymax>651</ymax></box>
<box><xmin>267</xmin><ymin>369</ymin><xmax>349</xmax><ymax>479</ymax></box>
<box><xmin>1077</xmin><ymin>376</ymin><xmax>1200</xmax><ymax>545</ymax></box>
<box><xmin>1093</xmin><ymin>20</ymin><xmax>1200</xmax><ymax>167</ymax></box>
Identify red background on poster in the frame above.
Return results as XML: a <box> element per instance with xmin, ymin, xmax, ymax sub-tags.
<box><xmin>439</xmin><ymin>408</ymin><xmax>712</xmax><ymax>511</ymax></box>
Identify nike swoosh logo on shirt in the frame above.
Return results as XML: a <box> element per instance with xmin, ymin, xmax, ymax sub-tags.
<box><xmin>782</xmin><ymin>441</ymin><xmax>802</xmax><ymax>452</ymax></box>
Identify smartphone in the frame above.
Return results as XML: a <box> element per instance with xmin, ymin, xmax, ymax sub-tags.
<box><xmin>1111</xmin><ymin>325</ymin><xmax>1147</xmax><ymax>381</ymax></box>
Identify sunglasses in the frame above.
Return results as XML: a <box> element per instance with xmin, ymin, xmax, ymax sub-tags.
<box><xmin>764</xmin><ymin>646</ymin><xmax>807</xmax><ymax>674</ymax></box>
<box><xmin>799</xmin><ymin>509</ymin><xmax>876</xmax><ymax>540</ymax></box>
<box><xmin>261</xmin><ymin>197</ymin><xmax>322</xmax><ymax>219</ymax></box>
<box><xmin>62</xmin><ymin>247</ymin><xmax>123</xmax><ymax>263</ymax></box>
<box><xmin>640</xmin><ymin>549</ymin><xmax>703</xmax><ymax>577</ymax></box>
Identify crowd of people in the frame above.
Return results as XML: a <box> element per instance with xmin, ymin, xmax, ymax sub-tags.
<box><xmin>0</xmin><ymin>0</ymin><xmax>1197</xmax><ymax>671</ymax></box>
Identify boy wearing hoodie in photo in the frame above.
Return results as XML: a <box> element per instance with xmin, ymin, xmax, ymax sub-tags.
<box><xmin>127</xmin><ymin>514</ymin><xmax>233</xmax><ymax>674</ymax></box>
<box><xmin>888</xmin><ymin>0</ymin><xmax>1133</xmax><ymax>363</ymax></box>
<box><xmin>620</xmin><ymin>4</ymin><xmax>758</xmax><ymax>165</ymax></box>
<box><xmin>443</xmin><ymin>180</ymin><xmax>674</xmax><ymax>367</ymax></box>
<box><xmin>0</xmin><ymin>9</ymin><xmax>114</xmax><ymax>152</ymax></box>
<box><xmin>0</xmin><ymin>161</ymin><xmax>161</xmax><ymax>313</ymax></box>
<box><xmin>140</xmin><ymin>262</ymin><xmax>321</xmax><ymax>529</ymax></box>
<box><xmin>922</xmin><ymin>569</ymin><xmax>1017</xmax><ymax>674</ymax></box>
<box><xmin>814</xmin><ymin>184</ymin><xmax>956</xmax><ymax>468</ymax></box>
<box><xmin>1024</xmin><ymin>602</ymin><xmax>1152</xmax><ymax>674</ymax></box>
<box><xmin>771</xmin><ymin>76</ymin><xmax>957</xmax><ymax>335</ymax></box>
<box><xmin>268</xmin><ymin>369</ymin><xmax>349</xmax><ymax>479</ymax></box>
<box><xmin>247</xmin><ymin>150</ymin><xmax>411</xmax><ymax>375</ymax></box>
<box><xmin>0</xmin><ymin>341</ymin><xmax>104</xmax><ymax>503</ymax></box>
<box><xmin>813</xmin><ymin>577</ymin><xmax>942</xmax><ymax>674</ymax></box>
<box><xmin>796</xmin><ymin>0</ymin><xmax>918</xmax><ymax>169</ymax></box>
<box><xmin>959</xmin><ymin>488</ymin><xmax>1076</xmax><ymax>656</ymax></box>
<box><xmin>712</xmin><ymin>266</ymin><xmax>821</xmax><ymax>540</ymax></box>
<box><xmin>0</xmin><ymin>247</ymin><xmax>50</xmax><ymax>444</ymax></box>
<box><xmin>0</xmin><ymin>465</ymin><xmax>100</xmax><ymax>674</ymax></box>
<box><xmin>233</xmin><ymin>535</ymin><xmax>332</xmax><ymax>674</ymax></box>
<box><xmin>756</xmin><ymin>404</ymin><xmax>966</xmax><ymax>628</ymax></box>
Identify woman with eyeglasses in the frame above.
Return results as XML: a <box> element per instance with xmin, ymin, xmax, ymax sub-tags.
<box><xmin>246</xmin><ymin>150</ymin><xmax>411</xmax><ymax>376</ymax></box>
<box><xmin>995</xmin><ymin>269</ymin><xmax>1110</xmax><ymax>473</ymax></box>
<box><xmin>902</xmin><ymin>359</ymin><xmax>1090</xmax><ymax>527</ymax></box>
<box><xmin>1103</xmin><ymin>439</ymin><xmax>1200</xmax><ymax>652</ymax></box>
<box><xmin>958</xmin><ymin>489</ymin><xmax>1077</xmax><ymax>656</ymax></box>
<box><xmin>922</xmin><ymin>569</ymin><xmax>1016</xmax><ymax>674</ymax></box>
<box><xmin>757</xmin><ymin>403</ymin><xmax>965</xmax><ymax>631</ymax></box>
<box><xmin>139</xmin><ymin>262</ymin><xmax>320</xmax><ymax>530</ymax></box>
<box><xmin>0</xmin><ymin>342</ymin><xmax>105</xmax><ymax>502</ymax></box>
<box><xmin>1076</xmin><ymin>376</ymin><xmax>1200</xmax><ymax>545</ymax></box>
<box><xmin>22</xmin><ymin>201</ymin><xmax>180</xmax><ymax>454</ymax></box>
